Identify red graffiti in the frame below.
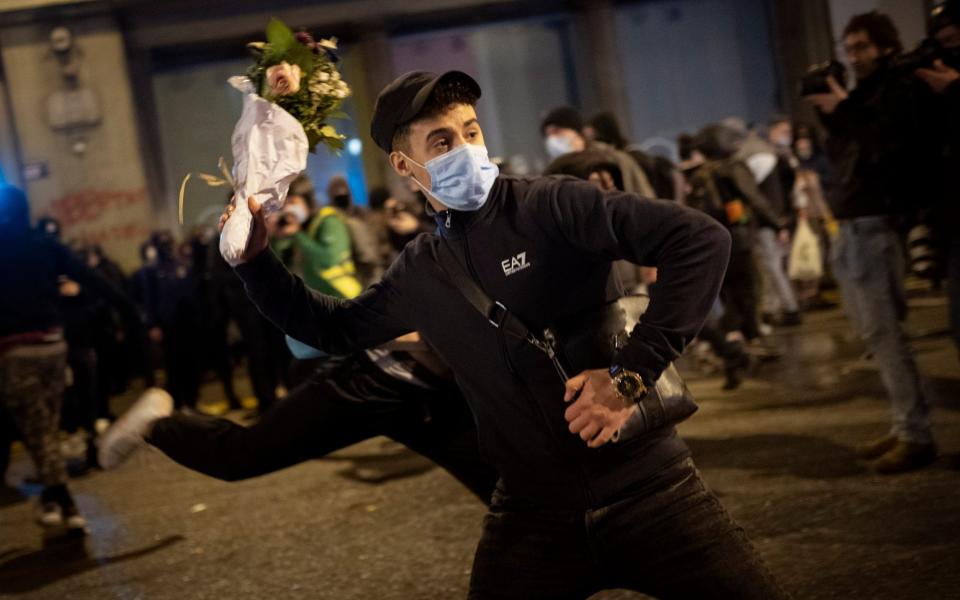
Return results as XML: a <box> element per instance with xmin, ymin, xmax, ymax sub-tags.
<box><xmin>49</xmin><ymin>189</ymin><xmax>148</xmax><ymax>228</ymax></box>
<box><xmin>73</xmin><ymin>223</ymin><xmax>154</xmax><ymax>245</ymax></box>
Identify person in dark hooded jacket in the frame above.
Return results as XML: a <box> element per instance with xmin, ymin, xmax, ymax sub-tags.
<box><xmin>0</xmin><ymin>184</ymin><xmax>137</xmax><ymax>532</ymax></box>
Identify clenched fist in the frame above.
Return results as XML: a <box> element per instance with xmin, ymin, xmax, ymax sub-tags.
<box><xmin>218</xmin><ymin>196</ymin><xmax>270</xmax><ymax>264</ymax></box>
<box><xmin>563</xmin><ymin>369</ymin><xmax>637</xmax><ymax>448</ymax></box>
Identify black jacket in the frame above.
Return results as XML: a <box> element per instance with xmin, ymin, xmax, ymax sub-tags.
<box><xmin>936</xmin><ymin>80</ymin><xmax>960</xmax><ymax>223</ymax></box>
<box><xmin>236</xmin><ymin>175</ymin><xmax>730</xmax><ymax>508</ymax></box>
<box><xmin>0</xmin><ymin>232</ymin><xmax>136</xmax><ymax>340</ymax></box>
<box><xmin>820</xmin><ymin>63</ymin><xmax>942</xmax><ymax>220</ymax></box>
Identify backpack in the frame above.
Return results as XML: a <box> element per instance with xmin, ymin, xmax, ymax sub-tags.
<box><xmin>626</xmin><ymin>148</ymin><xmax>677</xmax><ymax>199</ymax></box>
<box><xmin>685</xmin><ymin>160</ymin><xmax>749</xmax><ymax>227</ymax></box>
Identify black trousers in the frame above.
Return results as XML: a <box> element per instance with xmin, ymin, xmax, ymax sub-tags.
<box><xmin>62</xmin><ymin>345</ymin><xmax>98</xmax><ymax>433</ymax></box>
<box><xmin>469</xmin><ymin>457</ymin><xmax>787</xmax><ymax>599</ymax></box>
<box><xmin>161</xmin><ymin>323</ymin><xmax>202</xmax><ymax>409</ymax></box>
<box><xmin>721</xmin><ymin>242</ymin><xmax>761</xmax><ymax>341</ymax></box>
<box><xmin>147</xmin><ymin>354</ymin><xmax>497</xmax><ymax>502</ymax></box>
<box><xmin>230</xmin><ymin>303</ymin><xmax>286</xmax><ymax>412</ymax></box>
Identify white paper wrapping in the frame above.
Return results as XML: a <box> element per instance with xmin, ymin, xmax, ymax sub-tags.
<box><xmin>219</xmin><ymin>76</ymin><xmax>309</xmax><ymax>266</ymax></box>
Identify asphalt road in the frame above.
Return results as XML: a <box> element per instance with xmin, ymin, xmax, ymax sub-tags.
<box><xmin>2</xmin><ymin>299</ymin><xmax>958</xmax><ymax>599</ymax></box>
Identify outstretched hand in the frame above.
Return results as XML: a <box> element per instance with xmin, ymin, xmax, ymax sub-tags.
<box><xmin>563</xmin><ymin>369</ymin><xmax>636</xmax><ymax>448</ymax></box>
<box><xmin>218</xmin><ymin>196</ymin><xmax>270</xmax><ymax>264</ymax></box>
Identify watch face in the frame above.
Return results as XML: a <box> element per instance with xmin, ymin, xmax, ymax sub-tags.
<box><xmin>617</xmin><ymin>376</ymin><xmax>641</xmax><ymax>398</ymax></box>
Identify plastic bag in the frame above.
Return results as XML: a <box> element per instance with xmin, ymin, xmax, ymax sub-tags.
<box><xmin>788</xmin><ymin>218</ymin><xmax>823</xmax><ymax>281</ymax></box>
<box><xmin>219</xmin><ymin>76</ymin><xmax>308</xmax><ymax>265</ymax></box>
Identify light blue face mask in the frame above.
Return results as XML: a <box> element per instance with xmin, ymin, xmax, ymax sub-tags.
<box><xmin>285</xmin><ymin>335</ymin><xmax>327</xmax><ymax>360</ymax></box>
<box><xmin>404</xmin><ymin>143</ymin><xmax>499</xmax><ymax>212</ymax></box>
<box><xmin>545</xmin><ymin>134</ymin><xmax>576</xmax><ymax>159</ymax></box>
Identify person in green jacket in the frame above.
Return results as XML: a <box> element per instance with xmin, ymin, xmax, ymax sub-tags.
<box><xmin>272</xmin><ymin>186</ymin><xmax>363</xmax><ymax>300</ymax></box>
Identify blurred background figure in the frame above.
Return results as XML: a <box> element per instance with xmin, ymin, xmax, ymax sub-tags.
<box><xmin>807</xmin><ymin>10</ymin><xmax>942</xmax><ymax>473</ymax></box>
<box><xmin>327</xmin><ymin>175</ymin><xmax>383</xmax><ymax>287</ymax></box>
<box><xmin>540</xmin><ymin>106</ymin><xmax>656</xmax><ymax>197</ymax></box>
<box><xmin>132</xmin><ymin>231</ymin><xmax>202</xmax><ymax>410</ymax></box>
<box><xmin>189</xmin><ymin>224</ymin><xmax>242</xmax><ymax>410</ymax></box>
<box><xmin>588</xmin><ymin>111</ymin><xmax>684</xmax><ymax>201</ymax></box>
<box><xmin>0</xmin><ymin>184</ymin><xmax>137</xmax><ymax>532</ymax></box>
<box><xmin>731</xmin><ymin>115</ymin><xmax>803</xmax><ymax>328</ymax></box>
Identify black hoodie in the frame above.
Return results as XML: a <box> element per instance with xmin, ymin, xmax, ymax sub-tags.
<box><xmin>236</xmin><ymin>175</ymin><xmax>730</xmax><ymax>508</ymax></box>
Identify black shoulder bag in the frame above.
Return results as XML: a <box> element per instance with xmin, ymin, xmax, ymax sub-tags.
<box><xmin>434</xmin><ymin>245</ymin><xmax>698</xmax><ymax>442</ymax></box>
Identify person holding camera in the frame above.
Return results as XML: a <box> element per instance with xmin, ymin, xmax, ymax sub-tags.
<box><xmin>271</xmin><ymin>183</ymin><xmax>364</xmax><ymax>300</ymax></box>
<box><xmin>916</xmin><ymin>0</ymin><xmax>960</xmax><ymax>359</ymax></box>
<box><xmin>807</xmin><ymin>12</ymin><xmax>939</xmax><ymax>474</ymax></box>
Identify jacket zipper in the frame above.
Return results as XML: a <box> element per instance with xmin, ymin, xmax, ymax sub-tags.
<box><xmin>451</xmin><ymin>210</ymin><xmax>592</xmax><ymax>507</ymax></box>
<box><xmin>460</xmin><ymin>227</ymin><xmax>518</xmax><ymax>375</ymax></box>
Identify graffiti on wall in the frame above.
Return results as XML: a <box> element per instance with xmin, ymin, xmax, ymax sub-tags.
<box><xmin>49</xmin><ymin>189</ymin><xmax>148</xmax><ymax>230</ymax></box>
<box><xmin>44</xmin><ymin>188</ymin><xmax>157</xmax><ymax>269</ymax></box>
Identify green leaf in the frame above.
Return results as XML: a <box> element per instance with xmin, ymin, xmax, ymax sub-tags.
<box><xmin>265</xmin><ymin>17</ymin><xmax>295</xmax><ymax>54</ymax></box>
<box><xmin>287</xmin><ymin>44</ymin><xmax>314</xmax><ymax>76</ymax></box>
<box><xmin>326</xmin><ymin>110</ymin><xmax>350</xmax><ymax>120</ymax></box>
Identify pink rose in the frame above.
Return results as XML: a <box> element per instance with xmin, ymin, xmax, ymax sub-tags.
<box><xmin>266</xmin><ymin>62</ymin><xmax>302</xmax><ymax>96</ymax></box>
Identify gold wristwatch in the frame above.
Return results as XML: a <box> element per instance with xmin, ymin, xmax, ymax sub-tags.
<box><xmin>609</xmin><ymin>365</ymin><xmax>648</xmax><ymax>408</ymax></box>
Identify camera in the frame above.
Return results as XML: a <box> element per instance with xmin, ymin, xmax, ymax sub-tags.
<box><xmin>889</xmin><ymin>38</ymin><xmax>942</xmax><ymax>73</ymax></box>
<box><xmin>277</xmin><ymin>212</ymin><xmax>295</xmax><ymax>229</ymax></box>
<box><xmin>799</xmin><ymin>60</ymin><xmax>848</xmax><ymax>96</ymax></box>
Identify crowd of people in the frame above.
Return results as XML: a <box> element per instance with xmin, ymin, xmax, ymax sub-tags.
<box><xmin>0</xmin><ymin>170</ymin><xmax>440</xmax><ymax>531</ymax></box>
<box><xmin>0</xmin><ymin>3</ymin><xmax>958</xmax><ymax>597</ymax></box>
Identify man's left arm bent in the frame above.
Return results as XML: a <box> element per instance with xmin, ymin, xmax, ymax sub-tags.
<box><xmin>534</xmin><ymin>177</ymin><xmax>732</xmax><ymax>446</ymax></box>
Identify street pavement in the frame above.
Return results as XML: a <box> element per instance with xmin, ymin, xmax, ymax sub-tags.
<box><xmin>1</xmin><ymin>298</ymin><xmax>958</xmax><ymax>599</ymax></box>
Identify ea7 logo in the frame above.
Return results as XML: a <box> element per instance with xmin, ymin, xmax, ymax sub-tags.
<box><xmin>501</xmin><ymin>252</ymin><xmax>531</xmax><ymax>276</ymax></box>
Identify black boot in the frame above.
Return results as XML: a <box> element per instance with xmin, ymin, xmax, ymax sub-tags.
<box><xmin>721</xmin><ymin>341</ymin><xmax>751</xmax><ymax>391</ymax></box>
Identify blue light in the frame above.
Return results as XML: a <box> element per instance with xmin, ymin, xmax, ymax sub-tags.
<box><xmin>346</xmin><ymin>138</ymin><xmax>362</xmax><ymax>156</ymax></box>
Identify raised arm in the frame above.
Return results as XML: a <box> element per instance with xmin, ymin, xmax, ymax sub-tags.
<box><xmin>234</xmin><ymin>249</ymin><xmax>410</xmax><ymax>354</ymax></box>
<box><xmin>224</xmin><ymin>197</ymin><xmax>412</xmax><ymax>355</ymax></box>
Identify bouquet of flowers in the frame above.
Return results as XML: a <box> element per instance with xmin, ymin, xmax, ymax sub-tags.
<box><xmin>216</xmin><ymin>18</ymin><xmax>351</xmax><ymax>265</ymax></box>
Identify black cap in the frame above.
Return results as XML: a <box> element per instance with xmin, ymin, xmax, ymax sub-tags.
<box><xmin>370</xmin><ymin>70</ymin><xmax>481</xmax><ymax>153</ymax></box>
<box><xmin>540</xmin><ymin>106</ymin><xmax>584</xmax><ymax>137</ymax></box>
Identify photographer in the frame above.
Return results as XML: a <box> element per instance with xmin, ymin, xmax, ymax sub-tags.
<box><xmin>807</xmin><ymin>11</ymin><xmax>938</xmax><ymax>473</ymax></box>
<box><xmin>915</xmin><ymin>0</ymin><xmax>960</xmax><ymax>358</ymax></box>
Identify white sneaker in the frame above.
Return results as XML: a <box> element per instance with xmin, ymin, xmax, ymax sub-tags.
<box><xmin>63</xmin><ymin>504</ymin><xmax>88</xmax><ymax>533</ymax></box>
<box><xmin>36</xmin><ymin>501</ymin><xmax>63</xmax><ymax>527</ymax></box>
<box><xmin>97</xmin><ymin>388</ymin><xmax>173</xmax><ymax>470</ymax></box>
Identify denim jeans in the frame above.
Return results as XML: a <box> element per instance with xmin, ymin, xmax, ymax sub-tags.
<box><xmin>468</xmin><ymin>457</ymin><xmax>786</xmax><ymax>599</ymax></box>
<box><xmin>755</xmin><ymin>227</ymin><xmax>799</xmax><ymax>315</ymax></box>
<box><xmin>831</xmin><ymin>217</ymin><xmax>933</xmax><ymax>444</ymax></box>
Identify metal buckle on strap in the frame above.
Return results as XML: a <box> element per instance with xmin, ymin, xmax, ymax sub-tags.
<box><xmin>487</xmin><ymin>301</ymin><xmax>508</xmax><ymax>328</ymax></box>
